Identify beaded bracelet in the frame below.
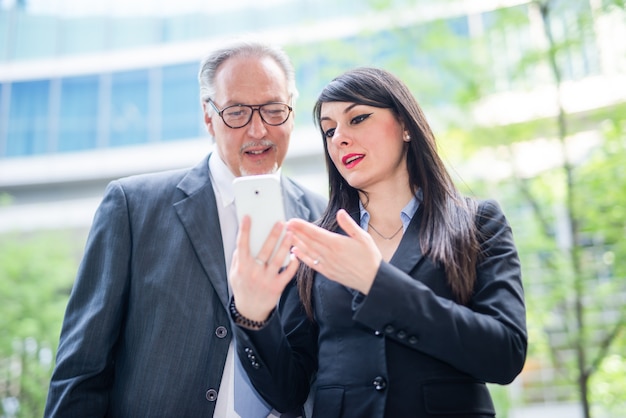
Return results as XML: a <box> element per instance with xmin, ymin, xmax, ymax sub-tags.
<box><xmin>229</xmin><ymin>298</ymin><xmax>271</xmax><ymax>330</ymax></box>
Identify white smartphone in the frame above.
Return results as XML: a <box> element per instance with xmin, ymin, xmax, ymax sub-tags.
<box><xmin>232</xmin><ymin>174</ymin><xmax>289</xmax><ymax>266</ymax></box>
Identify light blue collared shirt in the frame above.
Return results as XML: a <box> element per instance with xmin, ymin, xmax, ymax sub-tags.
<box><xmin>359</xmin><ymin>189</ymin><xmax>422</xmax><ymax>233</ymax></box>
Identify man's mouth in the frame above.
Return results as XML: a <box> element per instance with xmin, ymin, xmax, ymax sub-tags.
<box><xmin>243</xmin><ymin>142</ymin><xmax>274</xmax><ymax>156</ymax></box>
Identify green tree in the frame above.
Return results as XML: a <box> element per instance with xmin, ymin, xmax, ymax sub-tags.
<box><xmin>0</xmin><ymin>232</ymin><xmax>76</xmax><ymax>417</ymax></box>
<box><xmin>449</xmin><ymin>1</ymin><xmax>626</xmax><ymax>416</ymax></box>
<box><xmin>493</xmin><ymin>2</ymin><xmax>625</xmax><ymax>417</ymax></box>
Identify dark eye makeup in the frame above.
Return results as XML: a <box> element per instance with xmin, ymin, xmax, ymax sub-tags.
<box><xmin>322</xmin><ymin>112</ymin><xmax>373</xmax><ymax>139</ymax></box>
<box><xmin>351</xmin><ymin>113</ymin><xmax>373</xmax><ymax>125</ymax></box>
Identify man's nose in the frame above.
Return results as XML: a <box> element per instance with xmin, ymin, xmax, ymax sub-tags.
<box><xmin>246</xmin><ymin>109</ymin><xmax>268</xmax><ymax>137</ymax></box>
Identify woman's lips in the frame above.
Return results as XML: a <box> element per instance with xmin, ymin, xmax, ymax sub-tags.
<box><xmin>342</xmin><ymin>153</ymin><xmax>364</xmax><ymax>169</ymax></box>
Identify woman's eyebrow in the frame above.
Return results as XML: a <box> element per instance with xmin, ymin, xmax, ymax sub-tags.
<box><xmin>320</xmin><ymin>103</ymin><xmax>361</xmax><ymax>121</ymax></box>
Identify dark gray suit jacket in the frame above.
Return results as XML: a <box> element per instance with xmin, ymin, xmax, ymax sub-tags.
<box><xmin>235</xmin><ymin>200</ymin><xmax>527</xmax><ymax>418</ymax></box>
<box><xmin>44</xmin><ymin>153</ymin><xmax>326</xmax><ymax>417</ymax></box>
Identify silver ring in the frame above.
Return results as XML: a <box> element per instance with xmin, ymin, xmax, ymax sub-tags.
<box><xmin>313</xmin><ymin>259</ymin><xmax>320</xmax><ymax>266</ymax></box>
<box><xmin>255</xmin><ymin>258</ymin><xmax>266</xmax><ymax>266</ymax></box>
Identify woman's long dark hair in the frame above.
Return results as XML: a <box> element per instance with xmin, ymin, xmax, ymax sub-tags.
<box><xmin>297</xmin><ymin>67</ymin><xmax>479</xmax><ymax>320</ymax></box>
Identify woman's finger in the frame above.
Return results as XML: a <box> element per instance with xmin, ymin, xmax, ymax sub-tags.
<box><xmin>336</xmin><ymin>209</ymin><xmax>366</xmax><ymax>239</ymax></box>
<box><xmin>286</xmin><ymin>218</ymin><xmax>336</xmax><ymax>244</ymax></box>
<box><xmin>267</xmin><ymin>229</ymin><xmax>294</xmax><ymax>269</ymax></box>
<box><xmin>290</xmin><ymin>245</ymin><xmax>321</xmax><ymax>270</ymax></box>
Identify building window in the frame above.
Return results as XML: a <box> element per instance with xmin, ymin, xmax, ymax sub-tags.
<box><xmin>5</xmin><ymin>79</ymin><xmax>50</xmax><ymax>156</ymax></box>
<box><xmin>58</xmin><ymin>75</ymin><xmax>99</xmax><ymax>152</ymax></box>
<box><xmin>161</xmin><ymin>63</ymin><xmax>203</xmax><ymax>141</ymax></box>
<box><xmin>110</xmin><ymin>69</ymin><xmax>149</xmax><ymax>147</ymax></box>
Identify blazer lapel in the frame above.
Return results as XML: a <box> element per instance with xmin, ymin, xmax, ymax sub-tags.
<box><xmin>347</xmin><ymin>201</ymin><xmax>425</xmax><ymax>274</ymax></box>
<box><xmin>390</xmin><ymin>207</ymin><xmax>425</xmax><ymax>273</ymax></box>
<box><xmin>281</xmin><ymin>177</ymin><xmax>313</xmax><ymax>221</ymax></box>
<box><xmin>174</xmin><ymin>155</ymin><xmax>230</xmax><ymax>312</ymax></box>
<box><xmin>345</xmin><ymin>203</ymin><xmax>425</xmax><ymax>278</ymax></box>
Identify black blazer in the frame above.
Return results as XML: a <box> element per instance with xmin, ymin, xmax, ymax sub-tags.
<box><xmin>235</xmin><ymin>199</ymin><xmax>527</xmax><ymax>418</ymax></box>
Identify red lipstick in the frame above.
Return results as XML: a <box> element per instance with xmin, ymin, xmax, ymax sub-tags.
<box><xmin>341</xmin><ymin>153</ymin><xmax>364</xmax><ymax>169</ymax></box>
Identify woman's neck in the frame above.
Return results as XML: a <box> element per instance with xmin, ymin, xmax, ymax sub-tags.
<box><xmin>361</xmin><ymin>188</ymin><xmax>415</xmax><ymax>262</ymax></box>
<box><xmin>359</xmin><ymin>187</ymin><xmax>415</xmax><ymax>228</ymax></box>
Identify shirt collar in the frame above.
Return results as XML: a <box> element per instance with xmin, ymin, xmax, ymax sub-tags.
<box><xmin>359</xmin><ymin>189</ymin><xmax>422</xmax><ymax>232</ymax></box>
<box><xmin>208</xmin><ymin>152</ymin><xmax>282</xmax><ymax>208</ymax></box>
<box><xmin>208</xmin><ymin>152</ymin><xmax>237</xmax><ymax>208</ymax></box>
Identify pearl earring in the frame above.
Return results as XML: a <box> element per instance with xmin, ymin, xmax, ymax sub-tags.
<box><xmin>404</xmin><ymin>132</ymin><xmax>411</xmax><ymax>141</ymax></box>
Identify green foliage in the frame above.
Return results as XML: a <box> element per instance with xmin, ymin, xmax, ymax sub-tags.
<box><xmin>575</xmin><ymin>118</ymin><xmax>626</xmax><ymax>270</ymax></box>
<box><xmin>603</xmin><ymin>0</ymin><xmax>626</xmax><ymax>11</ymax></box>
<box><xmin>0</xmin><ymin>193</ymin><xmax>13</xmax><ymax>206</ymax></box>
<box><xmin>0</xmin><ymin>232</ymin><xmax>76</xmax><ymax>418</ymax></box>
<box><xmin>496</xmin><ymin>106</ymin><xmax>626</xmax><ymax>412</ymax></box>
<box><xmin>591</xmin><ymin>353</ymin><xmax>626</xmax><ymax>416</ymax></box>
<box><xmin>488</xmin><ymin>384</ymin><xmax>512</xmax><ymax>417</ymax></box>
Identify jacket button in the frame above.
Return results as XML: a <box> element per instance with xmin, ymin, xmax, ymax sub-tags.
<box><xmin>408</xmin><ymin>336</ymin><xmax>419</xmax><ymax>345</ymax></box>
<box><xmin>205</xmin><ymin>389</ymin><xmax>218</xmax><ymax>401</ymax></box>
<box><xmin>397</xmin><ymin>330</ymin><xmax>407</xmax><ymax>339</ymax></box>
<box><xmin>215</xmin><ymin>326</ymin><xmax>228</xmax><ymax>338</ymax></box>
<box><xmin>372</xmin><ymin>376</ymin><xmax>387</xmax><ymax>391</ymax></box>
<box><xmin>384</xmin><ymin>325</ymin><xmax>394</xmax><ymax>334</ymax></box>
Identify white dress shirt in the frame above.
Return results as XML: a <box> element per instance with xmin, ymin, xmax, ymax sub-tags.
<box><xmin>209</xmin><ymin>153</ymin><xmax>282</xmax><ymax>418</ymax></box>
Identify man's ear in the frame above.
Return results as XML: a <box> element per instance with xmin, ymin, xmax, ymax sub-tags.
<box><xmin>203</xmin><ymin>102</ymin><xmax>216</xmax><ymax>136</ymax></box>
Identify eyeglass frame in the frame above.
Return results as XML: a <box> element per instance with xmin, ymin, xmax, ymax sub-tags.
<box><xmin>207</xmin><ymin>99</ymin><xmax>293</xmax><ymax>129</ymax></box>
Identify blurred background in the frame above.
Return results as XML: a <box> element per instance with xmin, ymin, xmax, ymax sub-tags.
<box><xmin>0</xmin><ymin>0</ymin><xmax>624</xmax><ymax>417</ymax></box>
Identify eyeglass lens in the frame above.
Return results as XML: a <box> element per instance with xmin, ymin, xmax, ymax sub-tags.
<box><xmin>222</xmin><ymin>103</ymin><xmax>290</xmax><ymax>128</ymax></box>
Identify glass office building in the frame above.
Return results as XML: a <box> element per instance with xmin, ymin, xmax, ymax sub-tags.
<box><xmin>2</xmin><ymin>0</ymin><xmax>620</xmax><ymax>160</ymax></box>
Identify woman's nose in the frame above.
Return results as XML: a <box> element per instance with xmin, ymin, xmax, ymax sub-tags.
<box><xmin>330</xmin><ymin>126</ymin><xmax>350</xmax><ymax>146</ymax></box>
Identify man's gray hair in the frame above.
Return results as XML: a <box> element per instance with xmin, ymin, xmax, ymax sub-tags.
<box><xmin>198</xmin><ymin>39</ymin><xmax>298</xmax><ymax>105</ymax></box>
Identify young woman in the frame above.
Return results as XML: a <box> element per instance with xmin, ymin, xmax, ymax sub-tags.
<box><xmin>229</xmin><ymin>67</ymin><xmax>527</xmax><ymax>418</ymax></box>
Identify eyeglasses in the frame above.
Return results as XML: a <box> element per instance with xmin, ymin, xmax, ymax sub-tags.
<box><xmin>207</xmin><ymin>99</ymin><xmax>293</xmax><ymax>129</ymax></box>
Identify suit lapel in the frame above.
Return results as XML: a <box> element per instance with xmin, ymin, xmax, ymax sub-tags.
<box><xmin>347</xmin><ymin>201</ymin><xmax>425</xmax><ymax>274</ymax></box>
<box><xmin>281</xmin><ymin>177</ymin><xmax>312</xmax><ymax>221</ymax></box>
<box><xmin>390</xmin><ymin>207</ymin><xmax>425</xmax><ymax>273</ymax></box>
<box><xmin>321</xmin><ymin>201</ymin><xmax>426</xmax><ymax>301</ymax></box>
<box><xmin>173</xmin><ymin>164</ymin><xmax>317</xmax><ymax>313</ymax></box>
<box><xmin>174</xmin><ymin>155</ymin><xmax>231</xmax><ymax>312</ymax></box>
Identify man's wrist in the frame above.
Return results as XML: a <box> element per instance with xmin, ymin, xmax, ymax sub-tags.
<box><xmin>229</xmin><ymin>298</ymin><xmax>273</xmax><ymax>330</ymax></box>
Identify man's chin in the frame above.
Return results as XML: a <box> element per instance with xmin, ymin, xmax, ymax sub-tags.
<box><xmin>240</xmin><ymin>162</ymin><xmax>279</xmax><ymax>177</ymax></box>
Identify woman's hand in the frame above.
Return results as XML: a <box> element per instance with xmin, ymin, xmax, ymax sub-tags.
<box><xmin>287</xmin><ymin>209</ymin><xmax>382</xmax><ymax>294</ymax></box>
<box><xmin>229</xmin><ymin>215</ymin><xmax>299</xmax><ymax>322</ymax></box>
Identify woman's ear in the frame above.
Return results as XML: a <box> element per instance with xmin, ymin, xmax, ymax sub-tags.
<box><xmin>399</xmin><ymin>119</ymin><xmax>411</xmax><ymax>142</ymax></box>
